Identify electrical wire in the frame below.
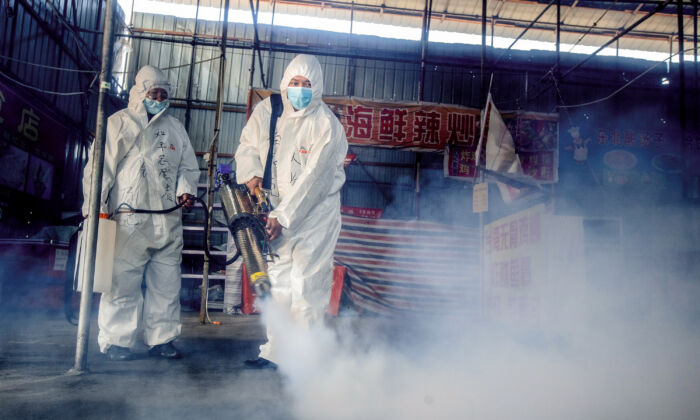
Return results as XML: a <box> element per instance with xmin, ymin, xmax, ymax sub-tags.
<box><xmin>0</xmin><ymin>53</ymin><xmax>99</xmax><ymax>73</ymax></box>
<box><xmin>557</xmin><ymin>47</ymin><xmax>697</xmax><ymax>109</ymax></box>
<box><xmin>113</xmin><ymin>193</ymin><xmax>241</xmax><ymax>266</ymax></box>
<box><xmin>111</xmin><ymin>56</ymin><xmax>222</xmax><ymax>74</ymax></box>
<box><xmin>0</xmin><ymin>52</ymin><xmax>219</xmax><ymax>79</ymax></box>
<box><xmin>0</xmin><ymin>70</ymin><xmax>89</xmax><ymax>96</ymax></box>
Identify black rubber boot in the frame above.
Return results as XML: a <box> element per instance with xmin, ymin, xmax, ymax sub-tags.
<box><xmin>243</xmin><ymin>357</ymin><xmax>278</xmax><ymax>370</ymax></box>
<box><xmin>106</xmin><ymin>345</ymin><xmax>133</xmax><ymax>361</ymax></box>
<box><xmin>148</xmin><ymin>342</ymin><xmax>182</xmax><ymax>359</ymax></box>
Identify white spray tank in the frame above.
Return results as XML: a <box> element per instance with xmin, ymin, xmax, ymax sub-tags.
<box><xmin>75</xmin><ymin>213</ymin><xmax>115</xmax><ymax>294</ymax></box>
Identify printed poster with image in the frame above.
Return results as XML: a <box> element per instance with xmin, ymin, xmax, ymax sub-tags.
<box><xmin>559</xmin><ymin>112</ymin><xmax>687</xmax><ymax>189</ymax></box>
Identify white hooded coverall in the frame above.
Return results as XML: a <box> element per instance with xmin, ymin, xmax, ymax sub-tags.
<box><xmin>235</xmin><ymin>55</ymin><xmax>348</xmax><ymax>363</ymax></box>
<box><xmin>82</xmin><ymin>65</ymin><xmax>200</xmax><ymax>352</ymax></box>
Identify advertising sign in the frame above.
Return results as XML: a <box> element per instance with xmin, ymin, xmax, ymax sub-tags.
<box><xmin>0</xmin><ymin>79</ymin><xmax>68</xmax><ymax>200</ymax></box>
<box><xmin>249</xmin><ymin>89</ymin><xmax>481</xmax><ymax>151</ymax></box>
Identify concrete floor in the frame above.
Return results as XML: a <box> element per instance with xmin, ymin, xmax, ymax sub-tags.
<box><xmin>0</xmin><ymin>309</ymin><xmax>295</xmax><ymax>420</ymax></box>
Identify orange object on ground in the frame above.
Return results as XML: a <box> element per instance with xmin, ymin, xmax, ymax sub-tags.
<box><xmin>327</xmin><ymin>265</ymin><xmax>346</xmax><ymax>316</ymax></box>
<box><xmin>241</xmin><ymin>264</ymin><xmax>346</xmax><ymax>316</ymax></box>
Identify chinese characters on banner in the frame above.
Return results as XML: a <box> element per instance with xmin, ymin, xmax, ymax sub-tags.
<box><xmin>483</xmin><ymin>204</ymin><xmax>586</xmax><ymax>326</ymax></box>
<box><xmin>596</xmin><ymin>128</ymin><xmax>674</xmax><ymax>187</ymax></box>
<box><xmin>248</xmin><ymin>90</ymin><xmax>558</xmax><ymax>185</ymax></box>
<box><xmin>0</xmin><ymin>79</ymin><xmax>67</xmax><ymax>200</ymax></box>
<box><xmin>483</xmin><ymin>204</ymin><xmax>545</xmax><ymax>324</ymax></box>
<box><xmin>249</xmin><ymin>89</ymin><xmax>481</xmax><ymax>151</ymax></box>
<box><xmin>445</xmin><ymin>111</ymin><xmax>559</xmax><ymax>183</ymax></box>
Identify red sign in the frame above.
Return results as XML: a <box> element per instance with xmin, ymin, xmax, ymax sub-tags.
<box><xmin>250</xmin><ymin>89</ymin><xmax>481</xmax><ymax>151</ymax></box>
<box><xmin>444</xmin><ymin>143</ymin><xmax>479</xmax><ymax>179</ymax></box>
<box><xmin>340</xmin><ymin>206</ymin><xmax>383</xmax><ymax>219</ymax></box>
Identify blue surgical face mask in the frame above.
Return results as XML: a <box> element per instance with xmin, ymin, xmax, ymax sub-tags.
<box><xmin>286</xmin><ymin>87</ymin><xmax>312</xmax><ymax>110</ymax></box>
<box><xmin>143</xmin><ymin>98</ymin><xmax>168</xmax><ymax>114</ymax></box>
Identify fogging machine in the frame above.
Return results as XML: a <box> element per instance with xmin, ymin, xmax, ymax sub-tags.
<box><xmin>215</xmin><ymin>166</ymin><xmax>273</xmax><ymax>297</ymax></box>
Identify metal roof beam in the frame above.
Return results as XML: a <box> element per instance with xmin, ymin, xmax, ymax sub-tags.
<box><xmin>561</xmin><ymin>0</ymin><xmax>673</xmax><ymax>80</ymax></box>
<box><xmin>493</xmin><ymin>0</ymin><xmax>556</xmax><ymax>66</ymax></box>
<box><xmin>249</xmin><ymin>0</ymin><xmax>267</xmax><ymax>88</ymax></box>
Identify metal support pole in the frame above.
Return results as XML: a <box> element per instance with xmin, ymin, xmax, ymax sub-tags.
<box><xmin>200</xmin><ymin>0</ymin><xmax>230</xmax><ymax>324</ymax></box>
<box><xmin>346</xmin><ymin>1</ymin><xmax>356</xmax><ymax>96</ymax></box>
<box><xmin>249</xmin><ymin>0</ymin><xmax>267</xmax><ymax>88</ymax></box>
<box><xmin>481</xmin><ymin>0</ymin><xmax>487</xmax><ymax>103</ymax></box>
<box><xmin>69</xmin><ymin>0</ymin><xmax>115</xmax><ymax>375</ymax></box>
<box><xmin>677</xmin><ymin>0</ymin><xmax>688</xmax><ymax>197</ymax></box>
<box><xmin>265</xmin><ymin>0</ymin><xmax>277</xmax><ymax>88</ymax></box>
<box><xmin>418</xmin><ymin>0</ymin><xmax>433</xmax><ymax>101</ymax></box>
<box><xmin>414</xmin><ymin>155</ymin><xmax>421</xmax><ymax>218</ymax></box>
<box><xmin>556</xmin><ymin>0</ymin><xmax>561</xmax><ymax>76</ymax></box>
<box><xmin>695</xmin><ymin>0</ymin><xmax>698</xmax><ymax>67</ymax></box>
<box><xmin>694</xmin><ymin>0</ymin><xmax>698</xmax><ymax>133</ymax></box>
<box><xmin>184</xmin><ymin>0</ymin><xmax>201</xmax><ymax>132</ymax></box>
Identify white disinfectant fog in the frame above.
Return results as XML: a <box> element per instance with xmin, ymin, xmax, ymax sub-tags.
<box><xmin>257</xmin><ymin>205</ymin><xmax>700</xmax><ymax>420</ymax></box>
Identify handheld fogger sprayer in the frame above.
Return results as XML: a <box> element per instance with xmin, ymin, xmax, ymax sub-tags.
<box><xmin>215</xmin><ymin>164</ymin><xmax>273</xmax><ymax>297</ymax></box>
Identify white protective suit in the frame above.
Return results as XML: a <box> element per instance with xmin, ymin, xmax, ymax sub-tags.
<box><xmin>235</xmin><ymin>55</ymin><xmax>348</xmax><ymax>363</ymax></box>
<box><xmin>82</xmin><ymin>65</ymin><xmax>200</xmax><ymax>352</ymax></box>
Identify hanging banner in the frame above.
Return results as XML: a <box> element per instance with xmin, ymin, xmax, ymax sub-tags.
<box><xmin>445</xmin><ymin>110</ymin><xmax>558</xmax><ymax>182</ymax></box>
<box><xmin>0</xmin><ymin>79</ymin><xmax>68</xmax><ymax>200</ymax></box>
<box><xmin>249</xmin><ymin>89</ymin><xmax>481</xmax><ymax>151</ymax></box>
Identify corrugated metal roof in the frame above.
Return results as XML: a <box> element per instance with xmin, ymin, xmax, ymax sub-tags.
<box><xmin>124</xmin><ymin>5</ymin><xmax>682</xmax><ymax>215</ymax></box>
<box><xmin>142</xmin><ymin>0</ymin><xmax>694</xmax><ymax>55</ymax></box>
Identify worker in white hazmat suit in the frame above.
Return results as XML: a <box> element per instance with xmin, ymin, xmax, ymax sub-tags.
<box><xmin>82</xmin><ymin>65</ymin><xmax>200</xmax><ymax>361</ymax></box>
<box><xmin>235</xmin><ymin>54</ymin><xmax>348</xmax><ymax>369</ymax></box>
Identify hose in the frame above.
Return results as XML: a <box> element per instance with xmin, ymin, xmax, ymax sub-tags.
<box><xmin>113</xmin><ymin>194</ymin><xmax>240</xmax><ymax>266</ymax></box>
<box><xmin>67</xmin><ymin>194</ymin><xmax>246</xmax><ymax>324</ymax></box>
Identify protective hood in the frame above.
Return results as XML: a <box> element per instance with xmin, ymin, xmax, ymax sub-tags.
<box><xmin>128</xmin><ymin>65</ymin><xmax>172</xmax><ymax>112</ymax></box>
<box><xmin>279</xmin><ymin>55</ymin><xmax>324</xmax><ymax>116</ymax></box>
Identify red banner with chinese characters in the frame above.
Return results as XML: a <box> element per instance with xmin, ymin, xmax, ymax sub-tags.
<box><xmin>249</xmin><ymin>89</ymin><xmax>481</xmax><ymax>151</ymax></box>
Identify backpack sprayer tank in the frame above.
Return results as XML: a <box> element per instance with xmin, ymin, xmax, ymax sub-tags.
<box><xmin>217</xmin><ymin>170</ymin><xmax>272</xmax><ymax>297</ymax></box>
